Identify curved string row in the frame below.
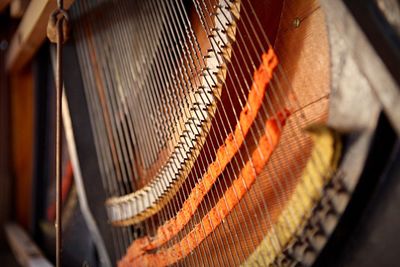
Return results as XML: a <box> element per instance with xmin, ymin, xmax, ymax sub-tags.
<box><xmin>70</xmin><ymin>0</ymin><xmax>332</xmax><ymax>264</ymax></box>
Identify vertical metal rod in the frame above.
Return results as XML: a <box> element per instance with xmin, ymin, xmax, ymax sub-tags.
<box><xmin>57</xmin><ymin>0</ymin><xmax>63</xmax><ymax>9</ymax></box>
<box><xmin>55</xmin><ymin>17</ymin><xmax>63</xmax><ymax>267</ymax></box>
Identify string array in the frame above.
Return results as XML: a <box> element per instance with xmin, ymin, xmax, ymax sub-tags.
<box><xmin>69</xmin><ymin>0</ymin><xmax>332</xmax><ymax>265</ymax></box>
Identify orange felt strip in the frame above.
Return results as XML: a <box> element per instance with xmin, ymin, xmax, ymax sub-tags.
<box><xmin>119</xmin><ymin>113</ymin><xmax>288</xmax><ymax>267</ymax></box>
<box><xmin>122</xmin><ymin>48</ymin><xmax>278</xmax><ymax>261</ymax></box>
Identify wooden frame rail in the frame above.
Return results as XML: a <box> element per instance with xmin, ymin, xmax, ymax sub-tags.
<box><xmin>5</xmin><ymin>223</ymin><xmax>53</xmax><ymax>267</ymax></box>
<box><xmin>6</xmin><ymin>0</ymin><xmax>74</xmax><ymax>72</ymax></box>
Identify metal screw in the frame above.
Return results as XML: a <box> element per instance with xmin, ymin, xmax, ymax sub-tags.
<box><xmin>293</xmin><ymin>17</ymin><xmax>301</xmax><ymax>28</ymax></box>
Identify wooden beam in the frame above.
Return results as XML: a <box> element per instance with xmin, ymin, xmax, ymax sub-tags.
<box><xmin>5</xmin><ymin>223</ymin><xmax>53</xmax><ymax>267</ymax></box>
<box><xmin>0</xmin><ymin>0</ymin><xmax>11</xmax><ymax>13</ymax></box>
<box><xmin>10</xmin><ymin>0</ymin><xmax>30</xmax><ymax>18</ymax></box>
<box><xmin>9</xmin><ymin>66</ymin><xmax>34</xmax><ymax>229</ymax></box>
<box><xmin>6</xmin><ymin>0</ymin><xmax>74</xmax><ymax>73</ymax></box>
